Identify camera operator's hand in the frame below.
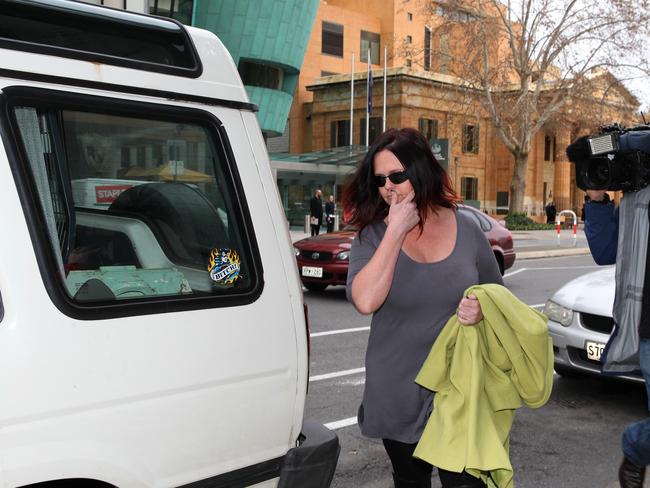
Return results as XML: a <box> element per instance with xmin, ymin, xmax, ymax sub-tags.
<box><xmin>586</xmin><ymin>190</ymin><xmax>608</xmax><ymax>202</ymax></box>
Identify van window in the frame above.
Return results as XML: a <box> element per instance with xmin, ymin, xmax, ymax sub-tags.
<box><xmin>10</xmin><ymin>93</ymin><xmax>259</xmax><ymax>310</ymax></box>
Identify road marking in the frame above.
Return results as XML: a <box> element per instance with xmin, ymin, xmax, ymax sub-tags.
<box><xmin>310</xmin><ymin>367</ymin><xmax>365</xmax><ymax>382</ymax></box>
<box><xmin>518</xmin><ymin>265</ymin><xmax>601</xmax><ymax>271</ymax></box>
<box><xmin>325</xmin><ymin>416</ymin><xmax>358</xmax><ymax>430</ymax></box>
<box><xmin>310</xmin><ymin>303</ymin><xmax>545</xmax><ymax>337</ymax></box>
<box><xmin>310</xmin><ymin>326</ymin><xmax>370</xmax><ymax>337</ymax></box>
<box><xmin>324</xmin><ymin>371</ymin><xmax>562</xmax><ymax>431</ymax></box>
<box><xmin>504</xmin><ymin>265</ymin><xmax>600</xmax><ymax>278</ymax></box>
<box><xmin>504</xmin><ymin>268</ymin><xmax>528</xmax><ymax>277</ymax></box>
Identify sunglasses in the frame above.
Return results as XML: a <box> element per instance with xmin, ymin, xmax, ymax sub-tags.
<box><xmin>373</xmin><ymin>171</ymin><xmax>409</xmax><ymax>187</ymax></box>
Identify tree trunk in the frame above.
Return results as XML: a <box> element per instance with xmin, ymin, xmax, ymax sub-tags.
<box><xmin>508</xmin><ymin>154</ymin><xmax>528</xmax><ymax>214</ymax></box>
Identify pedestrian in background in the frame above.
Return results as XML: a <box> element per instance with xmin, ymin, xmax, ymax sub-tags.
<box><xmin>343</xmin><ymin>128</ymin><xmax>502</xmax><ymax>488</ymax></box>
<box><xmin>545</xmin><ymin>201</ymin><xmax>557</xmax><ymax>223</ymax></box>
<box><xmin>310</xmin><ymin>189</ymin><xmax>323</xmax><ymax>236</ymax></box>
<box><xmin>585</xmin><ymin>188</ymin><xmax>650</xmax><ymax>488</ymax></box>
<box><xmin>325</xmin><ymin>195</ymin><xmax>336</xmax><ymax>233</ymax></box>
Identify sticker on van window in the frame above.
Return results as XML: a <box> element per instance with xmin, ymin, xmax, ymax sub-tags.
<box><xmin>208</xmin><ymin>248</ymin><xmax>241</xmax><ymax>285</ymax></box>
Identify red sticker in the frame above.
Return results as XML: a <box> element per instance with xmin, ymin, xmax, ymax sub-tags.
<box><xmin>95</xmin><ymin>184</ymin><xmax>133</xmax><ymax>203</ymax></box>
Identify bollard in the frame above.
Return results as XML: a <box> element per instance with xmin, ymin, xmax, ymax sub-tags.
<box><xmin>573</xmin><ymin>221</ymin><xmax>577</xmax><ymax>246</ymax></box>
<box><xmin>304</xmin><ymin>214</ymin><xmax>310</xmax><ymax>234</ymax></box>
<box><xmin>556</xmin><ymin>210</ymin><xmax>578</xmax><ymax>247</ymax></box>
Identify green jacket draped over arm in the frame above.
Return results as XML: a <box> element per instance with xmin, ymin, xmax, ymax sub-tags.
<box><xmin>414</xmin><ymin>283</ymin><xmax>554</xmax><ymax>488</ymax></box>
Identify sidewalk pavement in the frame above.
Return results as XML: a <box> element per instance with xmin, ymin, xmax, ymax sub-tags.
<box><xmin>289</xmin><ymin>227</ymin><xmax>592</xmax><ymax>261</ymax></box>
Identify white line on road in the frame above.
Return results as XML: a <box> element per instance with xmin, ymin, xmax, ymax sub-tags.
<box><xmin>310</xmin><ymin>367</ymin><xmax>365</xmax><ymax>382</ymax></box>
<box><xmin>310</xmin><ymin>326</ymin><xmax>370</xmax><ymax>337</ymax></box>
<box><xmin>518</xmin><ymin>265</ymin><xmax>600</xmax><ymax>271</ymax></box>
<box><xmin>324</xmin><ymin>370</ymin><xmax>562</xmax><ymax>431</ymax></box>
<box><xmin>325</xmin><ymin>416</ymin><xmax>358</xmax><ymax>430</ymax></box>
<box><xmin>310</xmin><ymin>303</ymin><xmax>545</xmax><ymax>338</ymax></box>
<box><xmin>504</xmin><ymin>265</ymin><xmax>600</xmax><ymax>278</ymax></box>
<box><xmin>504</xmin><ymin>268</ymin><xmax>528</xmax><ymax>277</ymax></box>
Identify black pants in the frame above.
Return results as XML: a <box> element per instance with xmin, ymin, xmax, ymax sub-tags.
<box><xmin>310</xmin><ymin>224</ymin><xmax>320</xmax><ymax>236</ymax></box>
<box><xmin>383</xmin><ymin>439</ymin><xmax>486</xmax><ymax>488</ymax></box>
<box><xmin>326</xmin><ymin>218</ymin><xmax>334</xmax><ymax>233</ymax></box>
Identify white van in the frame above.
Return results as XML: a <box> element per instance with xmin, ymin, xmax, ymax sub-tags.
<box><xmin>0</xmin><ymin>1</ymin><xmax>339</xmax><ymax>487</ymax></box>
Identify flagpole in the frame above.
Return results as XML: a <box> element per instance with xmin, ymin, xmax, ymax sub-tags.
<box><xmin>350</xmin><ymin>52</ymin><xmax>354</xmax><ymax>146</ymax></box>
<box><xmin>366</xmin><ymin>48</ymin><xmax>370</xmax><ymax>147</ymax></box>
<box><xmin>382</xmin><ymin>46</ymin><xmax>387</xmax><ymax>132</ymax></box>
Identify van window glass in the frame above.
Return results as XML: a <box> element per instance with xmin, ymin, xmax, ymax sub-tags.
<box><xmin>14</xmin><ymin>106</ymin><xmax>253</xmax><ymax>304</ymax></box>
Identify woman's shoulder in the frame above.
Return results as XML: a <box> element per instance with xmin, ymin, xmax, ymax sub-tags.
<box><xmin>455</xmin><ymin>207</ymin><xmax>487</xmax><ymax>237</ymax></box>
<box><xmin>356</xmin><ymin>221</ymin><xmax>386</xmax><ymax>245</ymax></box>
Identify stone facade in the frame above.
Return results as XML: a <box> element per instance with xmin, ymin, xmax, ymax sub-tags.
<box><xmin>307</xmin><ymin>67</ymin><xmax>636</xmax><ymax>217</ymax></box>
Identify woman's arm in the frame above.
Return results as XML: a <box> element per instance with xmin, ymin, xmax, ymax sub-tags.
<box><xmin>457</xmin><ymin>221</ymin><xmax>504</xmax><ymax>325</ymax></box>
<box><xmin>349</xmin><ymin>191</ymin><xmax>419</xmax><ymax>315</ymax></box>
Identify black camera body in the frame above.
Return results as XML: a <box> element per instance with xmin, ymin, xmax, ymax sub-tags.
<box><xmin>566</xmin><ymin>124</ymin><xmax>650</xmax><ymax>192</ymax></box>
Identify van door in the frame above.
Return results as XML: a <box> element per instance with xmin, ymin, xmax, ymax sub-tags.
<box><xmin>0</xmin><ymin>85</ymin><xmax>298</xmax><ymax>487</ymax></box>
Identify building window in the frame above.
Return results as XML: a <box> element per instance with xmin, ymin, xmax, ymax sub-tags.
<box><xmin>418</xmin><ymin>118</ymin><xmax>438</xmax><ymax>140</ymax></box>
<box><xmin>360</xmin><ymin>31</ymin><xmax>380</xmax><ymax>65</ymax></box>
<box><xmin>360</xmin><ymin>117</ymin><xmax>382</xmax><ymax>146</ymax></box>
<box><xmin>149</xmin><ymin>0</ymin><xmax>193</xmax><ymax>25</ymax></box>
<box><xmin>407</xmin><ymin>12</ymin><xmax>413</xmax><ymax>21</ymax></box>
<box><xmin>330</xmin><ymin>120</ymin><xmax>350</xmax><ymax>147</ymax></box>
<box><xmin>322</xmin><ymin>21</ymin><xmax>344</xmax><ymax>57</ymax></box>
<box><xmin>544</xmin><ymin>135</ymin><xmax>553</xmax><ymax>161</ymax></box>
<box><xmin>461</xmin><ymin>177</ymin><xmax>478</xmax><ymax>201</ymax></box>
<box><xmin>424</xmin><ymin>26</ymin><xmax>432</xmax><ymax>71</ymax></box>
<box><xmin>405</xmin><ymin>59</ymin><xmax>412</xmax><ymax>67</ymax></box>
<box><xmin>406</xmin><ymin>35</ymin><xmax>413</xmax><ymax>44</ymax></box>
<box><xmin>435</xmin><ymin>5</ymin><xmax>477</xmax><ymax>22</ymax></box>
<box><xmin>496</xmin><ymin>191</ymin><xmax>509</xmax><ymax>214</ymax></box>
<box><xmin>463</xmin><ymin>124</ymin><xmax>479</xmax><ymax>153</ymax></box>
<box><xmin>238</xmin><ymin>60</ymin><xmax>283</xmax><ymax>90</ymax></box>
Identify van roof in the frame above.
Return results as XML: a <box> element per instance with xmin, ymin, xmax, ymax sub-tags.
<box><xmin>0</xmin><ymin>0</ymin><xmax>254</xmax><ymax>110</ymax></box>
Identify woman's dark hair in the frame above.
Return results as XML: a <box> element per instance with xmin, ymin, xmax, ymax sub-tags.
<box><xmin>342</xmin><ymin>127</ymin><xmax>458</xmax><ymax>233</ymax></box>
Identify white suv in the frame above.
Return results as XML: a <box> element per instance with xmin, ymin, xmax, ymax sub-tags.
<box><xmin>0</xmin><ymin>1</ymin><xmax>339</xmax><ymax>486</ymax></box>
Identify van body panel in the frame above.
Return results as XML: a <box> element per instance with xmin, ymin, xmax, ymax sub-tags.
<box><xmin>0</xmin><ymin>85</ymin><xmax>299</xmax><ymax>486</ymax></box>
<box><xmin>0</xmin><ymin>4</ymin><xmax>337</xmax><ymax>486</ymax></box>
<box><xmin>0</xmin><ymin>26</ymin><xmax>249</xmax><ymax>106</ymax></box>
<box><xmin>239</xmin><ymin>110</ymin><xmax>309</xmax><ymax>438</ymax></box>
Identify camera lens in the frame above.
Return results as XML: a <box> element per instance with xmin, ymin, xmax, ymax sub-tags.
<box><xmin>585</xmin><ymin>157</ymin><xmax>612</xmax><ymax>188</ymax></box>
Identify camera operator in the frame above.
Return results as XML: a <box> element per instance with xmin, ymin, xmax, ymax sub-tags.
<box><xmin>585</xmin><ymin>187</ymin><xmax>650</xmax><ymax>488</ymax></box>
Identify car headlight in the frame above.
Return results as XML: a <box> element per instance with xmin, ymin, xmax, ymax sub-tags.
<box><xmin>336</xmin><ymin>251</ymin><xmax>350</xmax><ymax>261</ymax></box>
<box><xmin>543</xmin><ymin>300</ymin><xmax>574</xmax><ymax>326</ymax></box>
<box><xmin>293</xmin><ymin>247</ymin><xmax>300</xmax><ymax>257</ymax></box>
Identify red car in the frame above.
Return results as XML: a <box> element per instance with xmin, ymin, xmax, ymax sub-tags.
<box><xmin>293</xmin><ymin>205</ymin><xmax>516</xmax><ymax>291</ymax></box>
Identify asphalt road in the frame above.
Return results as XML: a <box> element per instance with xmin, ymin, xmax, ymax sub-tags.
<box><xmin>303</xmin><ymin>254</ymin><xmax>649</xmax><ymax>488</ymax></box>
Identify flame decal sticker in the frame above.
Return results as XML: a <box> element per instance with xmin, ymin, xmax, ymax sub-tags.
<box><xmin>208</xmin><ymin>248</ymin><xmax>241</xmax><ymax>285</ymax></box>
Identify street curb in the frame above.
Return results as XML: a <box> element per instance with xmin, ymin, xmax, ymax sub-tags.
<box><xmin>516</xmin><ymin>248</ymin><xmax>591</xmax><ymax>260</ymax></box>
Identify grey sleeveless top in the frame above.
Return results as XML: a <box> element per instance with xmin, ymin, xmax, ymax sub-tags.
<box><xmin>347</xmin><ymin>210</ymin><xmax>504</xmax><ymax>443</ymax></box>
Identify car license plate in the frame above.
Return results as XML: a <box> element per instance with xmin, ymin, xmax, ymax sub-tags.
<box><xmin>302</xmin><ymin>266</ymin><xmax>323</xmax><ymax>278</ymax></box>
<box><xmin>586</xmin><ymin>341</ymin><xmax>605</xmax><ymax>361</ymax></box>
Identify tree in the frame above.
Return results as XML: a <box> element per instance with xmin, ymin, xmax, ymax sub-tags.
<box><xmin>409</xmin><ymin>0</ymin><xmax>648</xmax><ymax>213</ymax></box>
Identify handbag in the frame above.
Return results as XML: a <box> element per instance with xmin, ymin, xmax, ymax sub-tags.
<box><xmin>310</xmin><ymin>216</ymin><xmax>318</xmax><ymax>225</ymax></box>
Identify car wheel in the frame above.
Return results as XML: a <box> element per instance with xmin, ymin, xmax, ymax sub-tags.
<box><xmin>304</xmin><ymin>283</ymin><xmax>328</xmax><ymax>292</ymax></box>
<box><xmin>494</xmin><ymin>252</ymin><xmax>504</xmax><ymax>275</ymax></box>
<box><xmin>554</xmin><ymin>364</ymin><xmax>585</xmax><ymax>378</ymax></box>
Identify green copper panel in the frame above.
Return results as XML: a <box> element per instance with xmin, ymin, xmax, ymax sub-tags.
<box><xmin>193</xmin><ymin>0</ymin><xmax>318</xmax><ymax>135</ymax></box>
<box><xmin>245</xmin><ymin>86</ymin><xmax>294</xmax><ymax>136</ymax></box>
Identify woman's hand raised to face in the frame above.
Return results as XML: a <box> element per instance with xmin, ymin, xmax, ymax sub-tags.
<box><xmin>386</xmin><ymin>190</ymin><xmax>420</xmax><ymax>235</ymax></box>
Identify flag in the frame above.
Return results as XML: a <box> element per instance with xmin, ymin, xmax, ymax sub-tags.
<box><xmin>366</xmin><ymin>50</ymin><xmax>373</xmax><ymax>115</ymax></box>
